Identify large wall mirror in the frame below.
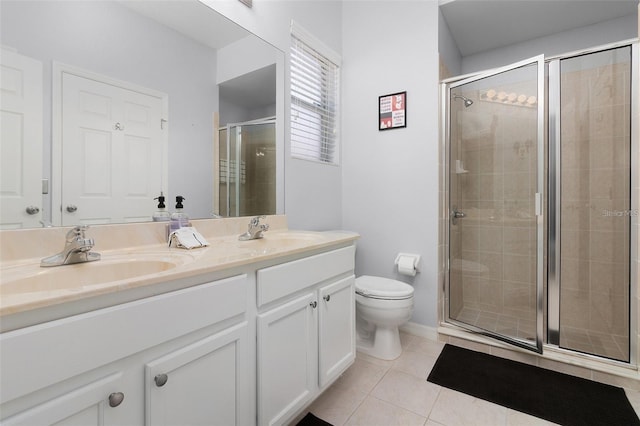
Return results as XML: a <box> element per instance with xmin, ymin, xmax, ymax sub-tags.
<box><xmin>0</xmin><ymin>0</ymin><xmax>284</xmax><ymax>229</ymax></box>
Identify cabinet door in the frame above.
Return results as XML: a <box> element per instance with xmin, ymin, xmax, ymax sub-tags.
<box><xmin>257</xmin><ymin>293</ymin><xmax>317</xmax><ymax>426</ymax></box>
<box><xmin>145</xmin><ymin>322</ymin><xmax>249</xmax><ymax>426</ymax></box>
<box><xmin>2</xmin><ymin>373</ymin><xmax>127</xmax><ymax>426</ymax></box>
<box><xmin>318</xmin><ymin>275</ymin><xmax>356</xmax><ymax>388</ymax></box>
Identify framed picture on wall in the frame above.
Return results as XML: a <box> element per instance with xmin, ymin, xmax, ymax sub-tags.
<box><xmin>379</xmin><ymin>91</ymin><xmax>406</xmax><ymax>130</ymax></box>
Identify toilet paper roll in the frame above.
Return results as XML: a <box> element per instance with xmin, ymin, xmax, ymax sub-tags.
<box><xmin>397</xmin><ymin>256</ymin><xmax>417</xmax><ymax>277</ymax></box>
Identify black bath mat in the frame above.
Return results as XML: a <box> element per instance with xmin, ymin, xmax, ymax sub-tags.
<box><xmin>295</xmin><ymin>412</ymin><xmax>333</xmax><ymax>426</ymax></box>
<box><xmin>427</xmin><ymin>344</ymin><xmax>640</xmax><ymax>426</ymax></box>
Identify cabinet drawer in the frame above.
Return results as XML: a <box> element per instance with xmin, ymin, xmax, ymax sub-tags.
<box><xmin>257</xmin><ymin>246</ymin><xmax>355</xmax><ymax>307</ymax></box>
<box><xmin>0</xmin><ymin>274</ymin><xmax>247</xmax><ymax>405</ymax></box>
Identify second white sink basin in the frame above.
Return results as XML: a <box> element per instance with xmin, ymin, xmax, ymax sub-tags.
<box><xmin>250</xmin><ymin>231</ymin><xmax>327</xmax><ymax>245</ymax></box>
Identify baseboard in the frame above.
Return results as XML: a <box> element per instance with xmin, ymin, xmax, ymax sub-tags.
<box><xmin>400</xmin><ymin>321</ymin><xmax>438</xmax><ymax>341</ymax></box>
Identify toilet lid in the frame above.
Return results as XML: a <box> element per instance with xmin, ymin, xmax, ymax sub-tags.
<box><xmin>355</xmin><ymin>275</ymin><xmax>414</xmax><ymax>300</ymax></box>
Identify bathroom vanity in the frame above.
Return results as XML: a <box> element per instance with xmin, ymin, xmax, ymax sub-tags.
<box><xmin>0</xmin><ymin>216</ymin><xmax>358</xmax><ymax>426</ymax></box>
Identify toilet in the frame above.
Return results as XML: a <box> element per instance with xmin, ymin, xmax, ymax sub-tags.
<box><xmin>355</xmin><ymin>275</ymin><xmax>415</xmax><ymax>360</ymax></box>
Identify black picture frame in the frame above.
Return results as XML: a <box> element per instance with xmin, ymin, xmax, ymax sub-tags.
<box><xmin>378</xmin><ymin>91</ymin><xmax>406</xmax><ymax>131</ymax></box>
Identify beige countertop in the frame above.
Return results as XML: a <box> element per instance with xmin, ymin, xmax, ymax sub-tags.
<box><xmin>0</xmin><ymin>216</ymin><xmax>359</xmax><ymax>317</ymax></box>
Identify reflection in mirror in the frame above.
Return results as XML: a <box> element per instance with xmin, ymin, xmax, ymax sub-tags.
<box><xmin>218</xmin><ymin>118</ymin><xmax>276</xmax><ymax>217</ymax></box>
<box><xmin>0</xmin><ymin>0</ymin><xmax>283</xmax><ymax>229</ymax></box>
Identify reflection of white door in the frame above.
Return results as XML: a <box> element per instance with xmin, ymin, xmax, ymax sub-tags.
<box><xmin>57</xmin><ymin>68</ymin><xmax>167</xmax><ymax>226</ymax></box>
<box><xmin>0</xmin><ymin>49</ymin><xmax>43</xmax><ymax>229</ymax></box>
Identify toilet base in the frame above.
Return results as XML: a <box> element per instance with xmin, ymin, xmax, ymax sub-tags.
<box><xmin>356</xmin><ymin>325</ymin><xmax>402</xmax><ymax>360</ymax></box>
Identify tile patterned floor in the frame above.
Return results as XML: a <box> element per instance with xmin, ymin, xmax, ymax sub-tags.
<box><xmin>301</xmin><ymin>333</ymin><xmax>640</xmax><ymax>426</ymax></box>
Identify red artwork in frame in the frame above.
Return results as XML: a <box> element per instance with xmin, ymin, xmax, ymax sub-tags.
<box><xmin>379</xmin><ymin>91</ymin><xmax>406</xmax><ymax>131</ymax></box>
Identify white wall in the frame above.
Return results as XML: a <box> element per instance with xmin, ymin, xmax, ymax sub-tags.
<box><xmin>203</xmin><ymin>0</ymin><xmax>344</xmax><ymax>231</ymax></box>
<box><xmin>341</xmin><ymin>1</ymin><xmax>441</xmax><ymax>328</ymax></box>
<box><xmin>1</xmin><ymin>0</ymin><xmax>218</xmax><ymax>220</ymax></box>
<box><xmin>438</xmin><ymin>8</ymin><xmax>462</xmax><ymax>77</ymax></box>
<box><xmin>217</xmin><ymin>35</ymin><xmax>277</xmax><ymax>84</ymax></box>
<box><xmin>217</xmin><ymin>36</ymin><xmax>279</xmax><ymax>125</ymax></box>
<box><xmin>462</xmin><ymin>14</ymin><xmax>637</xmax><ymax>74</ymax></box>
<box><xmin>219</xmin><ymin>94</ymin><xmax>276</xmax><ymax>125</ymax></box>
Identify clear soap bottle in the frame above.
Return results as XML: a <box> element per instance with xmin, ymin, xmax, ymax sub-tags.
<box><xmin>169</xmin><ymin>196</ymin><xmax>190</xmax><ymax>234</ymax></box>
<box><xmin>152</xmin><ymin>192</ymin><xmax>171</xmax><ymax>222</ymax></box>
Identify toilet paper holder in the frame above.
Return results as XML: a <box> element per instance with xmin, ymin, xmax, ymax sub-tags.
<box><xmin>394</xmin><ymin>253</ymin><xmax>421</xmax><ymax>275</ymax></box>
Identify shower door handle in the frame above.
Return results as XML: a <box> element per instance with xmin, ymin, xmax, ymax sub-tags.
<box><xmin>451</xmin><ymin>209</ymin><xmax>466</xmax><ymax>225</ymax></box>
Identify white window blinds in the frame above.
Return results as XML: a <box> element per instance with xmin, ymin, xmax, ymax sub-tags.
<box><xmin>290</xmin><ymin>24</ymin><xmax>340</xmax><ymax>164</ymax></box>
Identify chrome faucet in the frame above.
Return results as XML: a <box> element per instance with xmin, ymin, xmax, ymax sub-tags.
<box><xmin>41</xmin><ymin>225</ymin><xmax>101</xmax><ymax>267</ymax></box>
<box><xmin>238</xmin><ymin>215</ymin><xmax>269</xmax><ymax>241</ymax></box>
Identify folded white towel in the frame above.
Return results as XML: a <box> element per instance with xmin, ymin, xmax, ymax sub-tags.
<box><xmin>169</xmin><ymin>227</ymin><xmax>209</xmax><ymax>249</ymax></box>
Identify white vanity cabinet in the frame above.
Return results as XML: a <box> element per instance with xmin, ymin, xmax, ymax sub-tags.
<box><xmin>0</xmin><ymin>236</ymin><xmax>359</xmax><ymax>426</ymax></box>
<box><xmin>256</xmin><ymin>246</ymin><xmax>356</xmax><ymax>426</ymax></box>
<box><xmin>0</xmin><ymin>274</ymin><xmax>249</xmax><ymax>425</ymax></box>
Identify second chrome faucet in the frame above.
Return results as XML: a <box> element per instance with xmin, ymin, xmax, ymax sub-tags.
<box><xmin>238</xmin><ymin>216</ymin><xmax>269</xmax><ymax>241</ymax></box>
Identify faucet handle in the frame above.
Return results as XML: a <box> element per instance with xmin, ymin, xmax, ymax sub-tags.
<box><xmin>250</xmin><ymin>215</ymin><xmax>266</xmax><ymax>227</ymax></box>
<box><xmin>66</xmin><ymin>225</ymin><xmax>88</xmax><ymax>241</ymax></box>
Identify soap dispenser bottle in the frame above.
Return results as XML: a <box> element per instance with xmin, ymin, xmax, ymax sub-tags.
<box><xmin>152</xmin><ymin>192</ymin><xmax>171</xmax><ymax>222</ymax></box>
<box><xmin>169</xmin><ymin>196</ymin><xmax>190</xmax><ymax>234</ymax></box>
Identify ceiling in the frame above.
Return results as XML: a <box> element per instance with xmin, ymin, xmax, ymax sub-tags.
<box><xmin>440</xmin><ymin>0</ymin><xmax>639</xmax><ymax>56</ymax></box>
<box><xmin>118</xmin><ymin>0</ymin><xmax>277</xmax><ymax>110</ymax></box>
<box><xmin>118</xmin><ymin>0</ymin><xmax>249</xmax><ymax>49</ymax></box>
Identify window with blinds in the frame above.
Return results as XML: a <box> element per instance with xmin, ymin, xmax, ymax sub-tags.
<box><xmin>290</xmin><ymin>28</ymin><xmax>339</xmax><ymax>164</ymax></box>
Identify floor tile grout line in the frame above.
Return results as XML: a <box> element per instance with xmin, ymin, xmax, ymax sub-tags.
<box><xmin>424</xmin><ymin>386</ymin><xmax>447</xmax><ymax>426</ymax></box>
<box><xmin>361</xmin><ymin>346</ymin><xmax>447</xmax><ymax>424</ymax></box>
<box><xmin>339</xmin><ymin>355</ymin><xmax>394</xmax><ymax>426</ymax></box>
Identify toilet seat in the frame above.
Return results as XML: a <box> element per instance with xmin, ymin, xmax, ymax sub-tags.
<box><xmin>355</xmin><ymin>275</ymin><xmax>414</xmax><ymax>300</ymax></box>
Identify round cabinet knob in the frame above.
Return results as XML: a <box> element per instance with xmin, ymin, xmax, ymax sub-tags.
<box><xmin>66</xmin><ymin>205</ymin><xmax>78</xmax><ymax>213</ymax></box>
<box><xmin>108</xmin><ymin>392</ymin><xmax>124</xmax><ymax>408</ymax></box>
<box><xmin>25</xmin><ymin>206</ymin><xmax>40</xmax><ymax>215</ymax></box>
<box><xmin>323</xmin><ymin>294</ymin><xmax>331</xmax><ymax>302</ymax></box>
<box><xmin>154</xmin><ymin>373</ymin><xmax>168</xmax><ymax>387</ymax></box>
<box><xmin>309</xmin><ymin>301</ymin><xmax>317</xmax><ymax>308</ymax></box>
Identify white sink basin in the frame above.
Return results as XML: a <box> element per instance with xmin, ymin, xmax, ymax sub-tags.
<box><xmin>1</xmin><ymin>253</ymin><xmax>193</xmax><ymax>296</ymax></box>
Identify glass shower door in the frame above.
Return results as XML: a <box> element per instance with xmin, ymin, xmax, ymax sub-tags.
<box><xmin>218</xmin><ymin>118</ymin><xmax>277</xmax><ymax>217</ymax></box>
<box><xmin>236</xmin><ymin>122</ymin><xmax>276</xmax><ymax>217</ymax></box>
<box><xmin>446</xmin><ymin>56</ymin><xmax>545</xmax><ymax>352</ymax></box>
<box><xmin>549</xmin><ymin>45</ymin><xmax>633</xmax><ymax>362</ymax></box>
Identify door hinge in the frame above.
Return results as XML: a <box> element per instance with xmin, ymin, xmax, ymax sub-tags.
<box><xmin>161</xmin><ymin>119</ymin><xmax>168</xmax><ymax>130</ymax></box>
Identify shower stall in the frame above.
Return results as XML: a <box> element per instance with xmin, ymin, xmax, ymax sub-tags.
<box><xmin>217</xmin><ymin>117</ymin><xmax>276</xmax><ymax>217</ymax></box>
<box><xmin>442</xmin><ymin>40</ymin><xmax>638</xmax><ymax>364</ymax></box>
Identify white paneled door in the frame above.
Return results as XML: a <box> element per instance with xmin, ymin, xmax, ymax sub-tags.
<box><xmin>0</xmin><ymin>49</ymin><xmax>43</xmax><ymax>229</ymax></box>
<box><xmin>59</xmin><ymin>69</ymin><xmax>167</xmax><ymax>226</ymax></box>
